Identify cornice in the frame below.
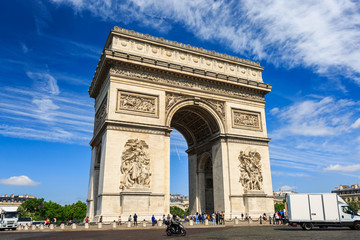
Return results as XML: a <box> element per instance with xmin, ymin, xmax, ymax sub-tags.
<box><xmin>89</xmin><ymin>49</ymin><xmax>272</xmax><ymax>98</ymax></box>
<box><xmin>110</xmin><ymin>26</ymin><xmax>262</xmax><ymax>69</ymax></box>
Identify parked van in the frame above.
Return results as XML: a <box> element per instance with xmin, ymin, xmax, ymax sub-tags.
<box><xmin>286</xmin><ymin>193</ymin><xmax>360</xmax><ymax>230</ymax></box>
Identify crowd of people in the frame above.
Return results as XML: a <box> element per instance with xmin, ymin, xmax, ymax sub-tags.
<box><xmin>83</xmin><ymin>210</ymin><xmax>287</xmax><ymax>225</ymax></box>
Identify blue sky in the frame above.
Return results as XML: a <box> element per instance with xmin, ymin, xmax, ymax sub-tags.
<box><xmin>0</xmin><ymin>0</ymin><xmax>359</xmax><ymax>205</ymax></box>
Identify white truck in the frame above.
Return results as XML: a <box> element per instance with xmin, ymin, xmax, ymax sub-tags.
<box><xmin>286</xmin><ymin>193</ymin><xmax>360</xmax><ymax>230</ymax></box>
<box><xmin>0</xmin><ymin>207</ymin><xmax>19</xmax><ymax>230</ymax></box>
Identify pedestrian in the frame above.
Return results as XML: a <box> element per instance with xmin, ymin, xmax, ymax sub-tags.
<box><xmin>245</xmin><ymin>213</ymin><xmax>248</xmax><ymax>221</ymax></box>
<box><xmin>241</xmin><ymin>213</ymin><xmax>244</xmax><ymax>221</ymax></box>
<box><xmin>220</xmin><ymin>211</ymin><xmax>225</xmax><ymax>225</ymax></box>
<box><xmin>163</xmin><ymin>214</ymin><xmax>166</xmax><ymax>224</ymax></box>
<box><xmin>118</xmin><ymin>216</ymin><xmax>121</xmax><ymax>225</ymax></box>
<box><xmin>151</xmin><ymin>215</ymin><xmax>156</xmax><ymax>226</ymax></box>
<box><xmin>196</xmin><ymin>212</ymin><xmax>199</xmax><ymax>224</ymax></box>
<box><xmin>85</xmin><ymin>216</ymin><xmax>89</xmax><ymax>223</ymax></box>
<box><xmin>53</xmin><ymin>217</ymin><xmax>56</xmax><ymax>225</ymax></box>
<box><xmin>167</xmin><ymin>214</ymin><xmax>171</xmax><ymax>222</ymax></box>
<box><xmin>216</xmin><ymin>211</ymin><xmax>220</xmax><ymax>225</ymax></box>
<box><xmin>128</xmin><ymin>215</ymin><xmax>132</xmax><ymax>224</ymax></box>
<box><xmin>134</xmin><ymin>213</ymin><xmax>138</xmax><ymax>226</ymax></box>
<box><xmin>99</xmin><ymin>216</ymin><xmax>103</xmax><ymax>223</ymax></box>
<box><xmin>212</xmin><ymin>212</ymin><xmax>216</xmax><ymax>225</ymax></box>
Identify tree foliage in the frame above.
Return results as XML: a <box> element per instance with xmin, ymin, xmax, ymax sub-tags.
<box><xmin>170</xmin><ymin>206</ymin><xmax>189</xmax><ymax>218</ymax></box>
<box><xmin>274</xmin><ymin>199</ymin><xmax>286</xmax><ymax>212</ymax></box>
<box><xmin>346</xmin><ymin>201</ymin><xmax>360</xmax><ymax>211</ymax></box>
<box><xmin>18</xmin><ymin>198</ymin><xmax>87</xmax><ymax>222</ymax></box>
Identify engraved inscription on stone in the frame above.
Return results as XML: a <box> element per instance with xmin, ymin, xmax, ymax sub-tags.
<box><xmin>238</xmin><ymin>149</ymin><xmax>263</xmax><ymax>191</ymax></box>
<box><xmin>120</xmin><ymin>139</ymin><xmax>151</xmax><ymax>189</ymax></box>
<box><xmin>117</xmin><ymin>90</ymin><xmax>159</xmax><ymax>117</ymax></box>
<box><xmin>232</xmin><ymin>109</ymin><xmax>262</xmax><ymax>131</ymax></box>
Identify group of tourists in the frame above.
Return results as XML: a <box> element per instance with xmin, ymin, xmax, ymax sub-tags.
<box><xmin>183</xmin><ymin>212</ymin><xmax>225</xmax><ymax>225</ymax></box>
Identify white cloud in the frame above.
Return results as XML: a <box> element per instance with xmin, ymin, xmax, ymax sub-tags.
<box><xmin>271</xmin><ymin>97</ymin><xmax>360</xmax><ymax>137</ymax></box>
<box><xmin>351</xmin><ymin>118</ymin><xmax>360</xmax><ymax>129</ymax></box>
<box><xmin>278</xmin><ymin>185</ymin><xmax>297</xmax><ymax>191</ymax></box>
<box><xmin>26</xmin><ymin>72</ymin><xmax>60</xmax><ymax>95</ymax></box>
<box><xmin>51</xmin><ymin>0</ymin><xmax>360</xmax><ymax>84</ymax></box>
<box><xmin>324</xmin><ymin>164</ymin><xmax>360</xmax><ymax>172</ymax></box>
<box><xmin>0</xmin><ymin>176</ymin><xmax>40</xmax><ymax>186</ymax></box>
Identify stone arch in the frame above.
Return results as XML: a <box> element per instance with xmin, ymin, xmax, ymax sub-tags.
<box><xmin>166</xmin><ymin>99</ymin><xmax>225</xmax><ymax>147</ymax></box>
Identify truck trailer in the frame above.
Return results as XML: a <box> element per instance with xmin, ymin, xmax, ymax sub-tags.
<box><xmin>286</xmin><ymin>193</ymin><xmax>360</xmax><ymax>230</ymax></box>
<box><xmin>0</xmin><ymin>207</ymin><xmax>19</xmax><ymax>230</ymax></box>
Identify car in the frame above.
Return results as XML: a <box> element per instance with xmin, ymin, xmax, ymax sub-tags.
<box><xmin>31</xmin><ymin>221</ymin><xmax>46</xmax><ymax>228</ymax></box>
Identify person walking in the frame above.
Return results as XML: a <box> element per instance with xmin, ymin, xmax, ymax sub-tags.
<box><xmin>128</xmin><ymin>215</ymin><xmax>132</xmax><ymax>224</ymax></box>
<box><xmin>85</xmin><ymin>216</ymin><xmax>89</xmax><ymax>223</ymax></box>
<box><xmin>133</xmin><ymin>213</ymin><xmax>138</xmax><ymax>226</ymax></box>
<box><xmin>99</xmin><ymin>216</ymin><xmax>103</xmax><ymax>223</ymax></box>
<box><xmin>151</xmin><ymin>215</ymin><xmax>156</xmax><ymax>226</ymax></box>
<box><xmin>118</xmin><ymin>216</ymin><xmax>121</xmax><ymax>225</ymax></box>
<box><xmin>212</xmin><ymin>212</ymin><xmax>216</xmax><ymax>225</ymax></box>
<box><xmin>162</xmin><ymin>214</ymin><xmax>166</xmax><ymax>224</ymax></box>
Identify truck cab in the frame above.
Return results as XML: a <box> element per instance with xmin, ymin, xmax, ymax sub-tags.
<box><xmin>0</xmin><ymin>207</ymin><xmax>19</xmax><ymax>230</ymax></box>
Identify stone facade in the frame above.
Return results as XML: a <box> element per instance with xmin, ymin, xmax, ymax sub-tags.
<box><xmin>87</xmin><ymin>27</ymin><xmax>274</xmax><ymax>222</ymax></box>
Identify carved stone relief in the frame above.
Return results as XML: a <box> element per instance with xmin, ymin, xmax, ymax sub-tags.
<box><xmin>205</xmin><ymin>99</ymin><xmax>225</xmax><ymax>121</ymax></box>
<box><xmin>238</xmin><ymin>149</ymin><xmax>263</xmax><ymax>191</ymax></box>
<box><xmin>165</xmin><ymin>93</ymin><xmax>187</xmax><ymax>113</ymax></box>
<box><xmin>117</xmin><ymin>90</ymin><xmax>159</xmax><ymax>117</ymax></box>
<box><xmin>110</xmin><ymin>65</ymin><xmax>264</xmax><ymax>102</ymax></box>
<box><xmin>94</xmin><ymin>96</ymin><xmax>107</xmax><ymax>132</ymax></box>
<box><xmin>165</xmin><ymin>92</ymin><xmax>225</xmax><ymax>121</ymax></box>
<box><xmin>120</xmin><ymin>139</ymin><xmax>151</xmax><ymax>189</ymax></box>
<box><xmin>232</xmin><ymin>109</ymin><xmax>262</xmax><ymax>131</ymax></box>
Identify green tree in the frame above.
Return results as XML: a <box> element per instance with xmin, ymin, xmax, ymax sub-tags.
<box><xmin>346</xmin><ymin>201</ymin><xmax>360</xmax><ymax>211</ymax></box>
<box><xmin>170</xmin><ymin>206</ymin><xmax>188</xmax><ymax>218</ymax></box>
<box><xmin>274</xmin><ymin>199</ymin><xmax>286</xmax><ymax>212</ymax></box>
<box><xmin>18</xmin><ymin>198</ymin><xmax>45</xmax><ymax>220</ymax></box>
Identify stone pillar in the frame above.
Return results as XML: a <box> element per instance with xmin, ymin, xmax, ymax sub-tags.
<box><xmin>205</xmin><ymin>219</ymin><xmax>209</xmax><ymax>225</ymax></box>
<box><xmin>234</xmin><ymin>218</ymin><xmax>239</xmax><ymax>225</ymax></box>
<box><xmin>50</xmin><ymin>224</ymin><xmax>54</xmax><ymax>230</ymax></box>
<box><xmin>198</xmin><ymin>171</ymin><xmax>206</xmax><ymax>213</ymax></box>
<box><xmin>142</xmin><ymin>221</ymin><xmax>146</xmax><ymax>228</ymax></box>
<box><xmin>127</xmin><ymin>221</ymin><xmax>132</xmax><ymax>228</ymax></box>
<box><xmin>87</xmin><ymin>145</ymin><xmax>97</xmax><ymax>220</ymax></box>
<box><xmin>31</xmin><ymin>225</ymin><xmax>36</xmax><ymax>230</ymax></box>
<box><xmin>40</xmin><ymin>224</ymin><xmax>44</xmax><ymax>230</ymax></box>
<box><xmin>60</xmin><ymin>223</ymin><xmax>65</xmax><ymax>229</ymax></box>
<box><xmin>189</xmin><ymin>219</ymin><xmax>194</xmax><ymax>226</ymax></box>
<box><xmin>157</xmin><ymin>220</ymin><xmax>162</xmax><ymax>227</ymax></box>
<box><xmin>71</xmin><ymin>223</ymin><xmax>76</xmax><ymax>229</ymax></box>
<box><xmin>85</xmin><ymin>223</ymin><xmax>89</xmax><ymax>229</ymax></box>
<box><xmin>112</xmin><ymin>222</ymin><xmax>117</xmax><ymax>229</ymax></box>
<box><xmin>98</xmin><ymin>222</ymin><xmax>102</xmax><ymax>229</ymax></box>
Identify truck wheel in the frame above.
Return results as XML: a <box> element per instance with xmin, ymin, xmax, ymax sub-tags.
<box><xmin>353</xmin><ymin>222</ymin><xmax>360</xmax><ymax>230</ymax></box>
<box><xmin>302</xmin><ymin>223</ymin><xmax>313</xmax><ymax>231</ymax></box>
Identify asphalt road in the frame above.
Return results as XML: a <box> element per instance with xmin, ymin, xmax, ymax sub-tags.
<box><xmin>1</xmin><ymin>226</ymin><xmax>360</xmax><ymax>240</ymax></box>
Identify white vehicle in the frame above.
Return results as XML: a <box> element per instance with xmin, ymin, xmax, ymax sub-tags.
<box><xmin>286</xmin><ymin>193</ymin><xmax>360</xmax><ymax>230</ymax></box>
<box><xmin>0</xmin><ymin>207</ymin><xmax>19</xmax><ymax>230</ymax></box>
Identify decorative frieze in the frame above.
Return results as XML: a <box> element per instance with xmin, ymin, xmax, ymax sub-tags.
<box><xmin>239</xmin><ymin>149</ymin><xmax>263</xmax><ymax>191</ymax></box>
<box><xmin>120</xmin><ymin>139</ymin><xmax>151</xmax><ymax>189</ymax></box>
<box><xmin>110</xmin><ymin>65</ymin><xmax>264</xmax><ymax>102</ymax></box>
<box><xmin>117</xmin><ymin>90</ymin><xmax>159</xmax><ymax>117</ymax></box>
<box><xmin>232</xmin><ymin>109</ymin><xmax>262</xmax><ymax>131</ymax></box>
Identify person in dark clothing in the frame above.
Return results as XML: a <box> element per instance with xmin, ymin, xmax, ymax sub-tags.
<box><xmin>216</xmin><ymin>212</ymin><xmax>220</xmax><ymax>225</ymax></box>
<box><xmin>133</xmin><ymin>213</ymin><xmax>138</xmax><ymax>226</ymax></box>
<box><xmin>171</xmin><ymin>214</ymin><xmax>180</xmax><ymax>233</ymax></box>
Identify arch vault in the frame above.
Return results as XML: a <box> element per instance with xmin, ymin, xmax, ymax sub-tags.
<box><xmin>86</xmin><ymin>27</ymin><xmax>274</xmax><ymax>221</ymax></box>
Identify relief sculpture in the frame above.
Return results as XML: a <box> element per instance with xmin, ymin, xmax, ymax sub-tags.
<box><xmin>238</xmin><ymin>149</ymin><xmax>263</xmax><ymax>191</ymax></box>
<box><xmin>117</xmin><ymin>91</ymin><xmax>158</xmax><ymax>117</ymax></box>
<box><xmin>120</xmin><ymin>139</ymin><xmax>151</xmax><ymax>189</ymax></box>
<box><xmin>232</xmin><ymin>109</ymin><xmax>261</xmax><ymax>130</ymax></box>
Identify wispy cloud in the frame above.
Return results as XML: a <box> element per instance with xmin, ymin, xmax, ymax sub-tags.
<box><xmin>51</xmin><ymin>0</ymin><xmax>360</xmax><ymax>85</ymax></box>
<box><xmin>277</xmin><ymin>185</ymin><xmax>297</xmax><ymax>191</ymax></box>
<box><xmin>0</xmin><ymin>176</ymin><xmax>40</xmax><ymax>186</ymax></box>
<box><xmin>0</xmin><ymin>71</ymin><xmax>93</xmax><ymax>145</ymax></box>
<box><xmin>324</xmin><ymin>164</ymin><xmax>360</xmax><ymax>172</ymax></box>
<box><xmin>270</xmin><ymin>97</ymin><xmax>360</xmax><ymax>137</ymax></box>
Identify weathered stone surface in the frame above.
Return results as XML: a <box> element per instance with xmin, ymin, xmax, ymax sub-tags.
<box><xmin>86</xmin><ymin>27</ymin><xmax>274</xmax><ymax>222</ymax></box>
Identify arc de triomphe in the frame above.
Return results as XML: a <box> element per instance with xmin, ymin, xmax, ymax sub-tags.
<box><xmin>87</xmin><ymin>27</ymin><xmax>274</xmax><ymax>221</ymax></box>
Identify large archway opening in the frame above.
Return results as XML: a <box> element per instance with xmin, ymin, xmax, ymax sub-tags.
<box><xmin>169</xmin><ymin>104</ymin><xmax>221</xmax><ymax>215</ymax></box>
